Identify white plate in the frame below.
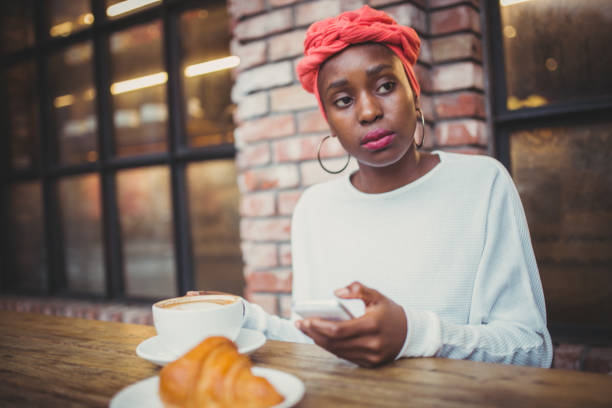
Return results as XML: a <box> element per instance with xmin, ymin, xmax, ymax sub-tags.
<box><xmin>136</xmin><ymin>329</ymin><xmax>266</xmax><ymax>366</ymax></box>
<box><xmin>109</xmin><ymin>367</ymin><xmax>305</xmax><ymax>408</ymax></box>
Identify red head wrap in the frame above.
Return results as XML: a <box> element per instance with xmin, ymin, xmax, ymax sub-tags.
<box><xmin>296</xmin><ymin>5</ymin><xmax>421</xmax><ymax>121</ymax></box>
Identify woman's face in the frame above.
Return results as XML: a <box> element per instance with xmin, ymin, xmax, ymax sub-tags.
<box><xmin>317</xmin><ymin>43</ymin><xmax>418</xmax><ymax>170</ymax></box>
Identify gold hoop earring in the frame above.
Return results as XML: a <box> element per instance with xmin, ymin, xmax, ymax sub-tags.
<box><xmin>415</xmin><ymin>108</ymin><xmax>425</xmax><ymax>149</ymax></box>
<box><xmin>317</xmin><ymin>135</ymin><xmax>351</xmax><ymax>174</ymax></box>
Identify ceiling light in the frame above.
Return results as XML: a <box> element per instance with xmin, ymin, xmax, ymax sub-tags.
<box><xmin>500</xmin><ymin>0</ymin><xmax>532</xmax><ymax>6</ymax></box>
<box><xmin>184</xmin><ymin>56</ymin><xmax>241</xmax><ymax>78</ymax></box>
<box><xmin>106</xmin><ymin>0</ymin><xmax>161</xmax><ymax>17</ymax></box>
<box><xmin>110</xmin><ymin>72</ymin><xmax>167</xmax><ymax>95</ymax></box>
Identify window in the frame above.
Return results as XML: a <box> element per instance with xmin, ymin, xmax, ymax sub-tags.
<box><xmin>487</xmin><ymin>0</ymin><xmax>612</xmax><ymax>334</ymax></box>
<box><xmin>0</xmin><ymin>0</ymin><xmax>244</xmax><ymax>301</ymax></box>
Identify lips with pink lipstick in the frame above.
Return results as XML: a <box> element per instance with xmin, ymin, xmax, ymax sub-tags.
<box><xmin>360</xmin><ymin>128</ymin><xmax>396</xmax><ymax>151</ymax></box>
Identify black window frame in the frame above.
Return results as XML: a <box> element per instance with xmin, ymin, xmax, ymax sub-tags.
<box><xmin>0</xmin><ymin>0</ymin><xmax>236</xmax><ymax>303</ymax></box>
<box><xmin>483</xmin><ymin>0</ymin><xmax>612</xmax><ymax>342</ymax></box>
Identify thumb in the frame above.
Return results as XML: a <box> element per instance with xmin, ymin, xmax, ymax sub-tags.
<box><xmin>334</xmin><ymin>281</ymin><xmax>383</xmax><ymax>306</ymax></box>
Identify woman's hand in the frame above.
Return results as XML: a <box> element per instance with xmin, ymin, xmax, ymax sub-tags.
<box><xmin>295</xmin><ymin>281</ymin><xmax>407</xmax><ymax>368</ymax></box>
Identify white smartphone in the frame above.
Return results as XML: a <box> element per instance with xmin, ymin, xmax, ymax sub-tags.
<box><xmin>293</xmin><ymin>299</ymin><xmax>355</xmax><ymax>321</ymax></box>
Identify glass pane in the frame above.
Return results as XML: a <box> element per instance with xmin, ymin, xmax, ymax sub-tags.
<box><xmin>500</xmin><ymin>0</ymin><xmax>612</xmax><ymax>110</ymax></box>
<box><xmin>58</xmin><ymin>174</ymin><xmax>105</xmax><ymax>294</ymax></box>
<box><xmin>7</xmin><ymin>182</ymin><xmax>46</xmax><ymax>292</ymax></box>
<box><xmin>49</xmin><ymin>42</ymin><xmax>98</xmax><ymax>165</ymax></box>
<box><xmin>180</xmin><ymin>5</ymin><xmax>236</xmax><ymax>148</ymax></box>
<box><xmin>106</xmin><ymin>0</ymin><xmax>162</xmax><ymax>20</ymax></box>
<box><xmin>48</xmin><ymin>0</ymin><xmax>94</xmax><ymax>38</ymax></box>
<box><xmin>1</xmin><ymin>61</ymin><xmax>40</xmax><ymax>170</ymax></box>
<box><xmin>110</xmin><ymin>21</ymin><xmax>167</xmax><ymax>157</ymax></box>
<box><xmin>510</xmin><ymin>121</ymin><xmax>612</xmax><ymax>327</ymax></box>
<box><xmin>187</xmin><ymin>160</ymin><xmax>243</xmax><ymax>295</ymax></box>
<box><xmin>0</xmin><ymin>1</ymin><xmax>35</xmax><ymax>53</ymax></box>
<box><xmin>117</xmin><ymin>166</ymin><xmax>176</xmax><ymax>298</ymax></box>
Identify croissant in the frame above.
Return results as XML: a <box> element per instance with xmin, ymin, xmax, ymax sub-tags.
<box><xmin>159</xmin><ymin>336</ymin><xmax>284</xmax><ymax>408</ymax></box>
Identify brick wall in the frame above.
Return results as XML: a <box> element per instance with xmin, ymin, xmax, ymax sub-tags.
<box><xmin>229</xmin><ymin>0</ymin><xmax>487</xmax><ymax>317</ymax></box>
<box><xmin>0</xmin><ymin>296</ymin><xmax>153</xmax><ymax>325</ymax></box>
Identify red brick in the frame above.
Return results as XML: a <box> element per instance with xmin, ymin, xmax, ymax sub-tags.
<box><xmin>237</xmin><ymin>142</ymin><xmax>271</xmax><ymax>169</ymax></box>
<box><xmin>230</xmin><ymin>39</ymin><xmax>266</xmax><ymax>72</ymax></box>
<box><xmin>270</xmin><ymin>84</ymin><xmax>319</xmax><ymax>112</ymax></box>
<box><xmin>229</xmin><ymin>0</ymin><xmax>264</xmax><ymax>20</ymax></box>
<box><xmin>431</xmin><ymin>33</ymin><xmax>482</xmax><ymax>63</ymax></box>
<box><xmin>413</xmin><ymin>119</ymin><xmax>435</xmax><ymax>150</ymax></box>
<box><xmin>418</xmin><ymin>39</ymin><xmax>432</xmax><ymax>65</ymax></box>
<box><xmin>279</xmin><ymin>294</ymin><xmax>293</xmax><ymax>318</ymax></box>
<box><xmin>233</xmin><ymin>8</ymin><xmax>293</xmax><ymax>41</ymax></box>
<box><xmin>240</xmin><ymin>192</ymin><xmax>276</xmax><ymax>217</ymax></box>
<box><xmin>279</xmin><ymin>242</ymin><xmax>293</xmax><ymax>265</ymax></box>
<box><xmin>245</xmin><ymin>269</ymin><xmax>292</xmax><ymax>293</ymax></box>
<box><xmin>278</xmin><ymin>190</ymin><xmax>303</xmax><ymax>215</ymax></box>
<box><xmin>233</xmin><ymin>61</ymin><xmax>293</xmax><ymax>96</ymax></box>
<box><xmin>244</xmin><ymin>291</ymin><xmax>279</xmax><ymax>315</ymax></box>
<box><xmin>413</xmin><ymin>63</ymin><xmax>431</xmax><ymax>94</ymax></box>
<box><xmin>239</xmin><ymin>164</ymin><xmax>300</xmax><ymax>192</ymax></box>
<box><xmin>583</xmin><ymin>347</ymin><xmax>612</xmax><ymax>374</ymax></box>
<box><xmin>269</xmin><ymin>29</ymin><xmax>307</xmax><ymax>61</ymax></box>
<box><xmin>241</xmin><ymin>242</ymin><xmax>278</xmax><ymax>268</ymax></box>
<box><xmin>434</xmin><ymin>92</ymin><xmax>485</xmax><ymax>118</ymax></box>
<box><xmin>383</xmin><ymin>3</ymin><xmax>427</xmax><ymax>34</ymax></box>
<box><xmin>241</xmin><ymin>217</ymin><xmax>292</xmax><ymax>241</ymax></box>
<box><xmin>431</xmin><ymin>5</ymin><xmax>480</xmax><ymax>35</ymax></box>
<box><xmin>235</xmin><ymin>114</ymin><xmax>295</xmax><ymax>143</ymax></box>
<box><xmin>269</xmin><ymin>0</ymin><xmax>301</xmax><ymax>6</ymax></box>
<box><xmin>235</xmin><ymin>92</ymin><xmax>269</xmax><ymax>122</ymax></box>
<box><xmin>422</xmin><ymin>123</ymin><xmax>435</xmax><ymax>150</ymax></box>
<box><xmin>300</xmin><ymin>158</ymin><xmax>357</xmax><ymax>186</ymax></box>
<box><xmin>419</xmin><ymin>94</ymin><xmax>434</xmax><ymax>122</ymax></box>
<box><xmin>273</xmin><ymin>136</ymin><xmax>316</xmax><ymax>163</ymax></box>
<box><xmin>297</xmin><ymin>109</ymin><xmax>329</xmax><ymax>133</ymax></box>
<box><xmin>296</xmin><ymin>0</ymin><xmax>341</xmax><ymax>26</ymax></box>
<box><xmin>430</xmin><ymin>0</ymin><xmax>479</xmax><ymax>9</ymax></box>
<box><xmin>431</xmin><ymin>62</ymin><xmax>483</xmax><ymax>92</ymax></box>
<box><xmin>552</xmin><ymin>344</ymin><xmax>584</xmax><ymax>371</ymax></box>
<box><xmin>435</xmin><ymin>119</ymin><xmax>487</xmax><ymax>146</ymax></box>
<box><xmin>273</xmin><ymin>134</ymin><xmax>347</xmax><ymax>163</ymax></box>
<box><xmin>372</xmin><ymin>0</ymin><xmax>426</xmax><ymax>7</ymax></box>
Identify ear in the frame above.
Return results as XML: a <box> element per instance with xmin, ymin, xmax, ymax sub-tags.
<box><xmin>413</xmin><ymin>94</ymin><xmax>420</xmax><ymax>111</ymax></box>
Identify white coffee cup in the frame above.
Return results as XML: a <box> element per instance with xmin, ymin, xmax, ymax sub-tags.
<box><xmin>152</xmin><ymin>294</ymin><xmax>245</xmax><ymax>356</ymax></box>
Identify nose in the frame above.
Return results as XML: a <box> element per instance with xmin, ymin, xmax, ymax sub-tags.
<box><xmin>357</xmin><ymin>92</ymin><xmax>382</xmax><ymax>125</ymax></box>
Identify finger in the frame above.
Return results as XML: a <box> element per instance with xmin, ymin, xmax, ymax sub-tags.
<box><xmin>296</xmin><ymin>320</ymin><xmax>333</xmax><ymax>349</ymax></box>
<box><xmin>307</xmin><ymin>315</ymin><xmax>379</xmax><ymax>340</ymax></box>
<box><xmin>308</xmin><ymin>334</ymin><xmax>384</xmax><ymax>368</ymax></box>
<box><xmin>335</xmin><ymin>281</ymin><xmax>383</xmax><ymax>306</ymax></box>
<box><xmin>332</xmin><ymin>348</ymin><xmax>384</xmax><ymax>368</ymax></box>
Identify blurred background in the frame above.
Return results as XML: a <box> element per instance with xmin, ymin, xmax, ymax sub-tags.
<box><xmin>0</xmin><ymin>0</ymin><xmax>610</xmax><ymax>371</ymax></box>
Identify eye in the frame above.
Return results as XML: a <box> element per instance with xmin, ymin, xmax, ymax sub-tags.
<box><xmin>334</xmin><ymin>96</ymin><xmax>353</xmax><ymax>108</ymax></box>
<box><xmin>377</xmin><ymin>81</ymin><xmax>395</xmax><ymax>94</ymax></box>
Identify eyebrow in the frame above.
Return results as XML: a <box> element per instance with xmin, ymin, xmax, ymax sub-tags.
<box><xmin>325</xmin><ymin>64</ymin><xmax>394</xmax><ymax>93</ymax></box>
<box><xmin>366</xmin><ymin>63</ymin><xmax>393</xmax><ymax>76</ymax></box>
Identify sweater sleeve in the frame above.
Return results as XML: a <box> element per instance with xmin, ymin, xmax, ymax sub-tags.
<box><xmin>398</xmin><ymin>164</ymin><xmax>553</xmax><ymax>367</ymax></box>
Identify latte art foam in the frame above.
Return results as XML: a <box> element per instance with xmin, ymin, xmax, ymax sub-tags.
<box><xmin>158</xmin><ymin>298</ymin><xmax>236</xmax><ymax>311</ymax></box>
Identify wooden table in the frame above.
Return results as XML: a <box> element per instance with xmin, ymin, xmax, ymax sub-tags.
<box><xmin>1</xmin><ymin>310</ymin><xmax>611</xmax><ymax>407</ymax></box>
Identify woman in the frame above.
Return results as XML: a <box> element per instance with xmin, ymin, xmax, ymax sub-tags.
<box><xmin>218</xmin><ymin>5</ymin><xmax>551</xmax><ymax>368</ymax></box>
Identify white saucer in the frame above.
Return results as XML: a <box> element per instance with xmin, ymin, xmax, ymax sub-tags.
<box><xmin>110</xmin><ymin>367</ymin><xmax>305</xmax><ymax>408</ymax></box>
<box><xmin>136</xmin><ymin>329</ymin><xmax>266</xmax><ymax>366</ymax></box>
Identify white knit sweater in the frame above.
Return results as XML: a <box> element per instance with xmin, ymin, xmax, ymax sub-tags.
<box><xmin>243</xmin><ymin>151</ymin><xmax>553</xmax><ymax>367</ymax></box>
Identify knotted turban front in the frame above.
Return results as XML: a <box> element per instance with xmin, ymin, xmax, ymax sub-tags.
<box><xmin>296</xmin><ymin>5</ymin><xmax>421</xmax><ymax>120</ymax></box>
